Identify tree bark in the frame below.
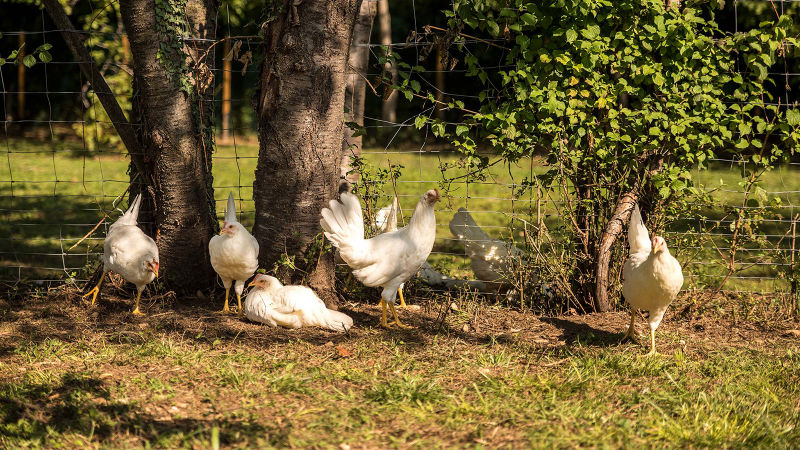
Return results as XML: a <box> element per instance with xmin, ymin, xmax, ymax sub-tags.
<box><xmin>594</xmin><ymin>192</ymin><xmax>638</xmax><ymax>312</ymax></box>
<box><xmin>377</xmin><ymin>0</ymin><xmax>397</xmax><ymax>123</ymax></box>
<box><xmin>253</xmin><ymin>0</ymin><xmax>363</xmax><ymax>308</ymax></box>
<box><xmin>342</xmin><ymin>0</ymin><xmax>377</xmax><ymax>182</ymax></box>
<box><xmin>120</xmin><ymin>0</ymin><xmax>218</xmax><ymax>294</ymax></box>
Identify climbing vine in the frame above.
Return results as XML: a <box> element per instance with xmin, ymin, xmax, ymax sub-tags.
<box><xmin>154</xmin><ymin>0</ymin><xmax>193</xmax><ymax>95</ymax></box>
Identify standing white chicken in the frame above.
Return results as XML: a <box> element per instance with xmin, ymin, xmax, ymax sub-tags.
<box><xmin>622</xmin><ymin>204</ymin><xmax>684</xmax><ymax>355</ymax></box>
<box><xmin>321</xmin><ymin>188</ymin><xmax>439</xmax><ymax>328</ymax></box>
<box><xmin>243</xmin><ymin>274</ymin><xmax>353</xmax><ymax>332</ymax></box>
<box><xmin>209</xmin><ymin>193</ymin><xmax>259</xmax><ymax>314</ymax></box>
<box><xmin>83</xmin><ymin>194</ymin><xmax>159</xmax><ymax>315</ymax></box>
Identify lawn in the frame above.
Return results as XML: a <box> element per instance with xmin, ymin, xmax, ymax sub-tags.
<box><xmin>1</xmin><ymin>137</ymin><xmax>799</xmax><ymax>293</ymax></box>
<box><xmin>0</xmin><ymin>288</ymin><xmax>798</xmax><ymax>448</ymax></box>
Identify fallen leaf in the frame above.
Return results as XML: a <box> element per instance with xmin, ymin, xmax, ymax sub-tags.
<box><xmin>336</xmin><ymin>345</ymin><xmax>353</xmax><ymax>358</ymax></box>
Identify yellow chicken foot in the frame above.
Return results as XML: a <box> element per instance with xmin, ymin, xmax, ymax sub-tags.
<box><xmin>82</xmin><ymin>272</ymin><xmax>106</xmax><ymax>306</ymax></box>
<box><xmin>216</xmin><ymin>289</ymin><xmax>232</xmax><ymax>314</ymax></box>
<box><xmin>380</xmin><ymin>299</ymin><xmax>389</xmax><ymax>328</ymax></box>
<box><xmin>645</xmin><ymin>328</ymin><xmax>657</xmax><ymax>356</ymax></box>
<box><xmin>236</xmin><ymin>293</ymin><xmax>244</xmax><ymax>317</ymax></box>
<box><xmin>620</xmin><ymin>310</ymin><xmax>638</xmax><ymax>343</ymax></box>
<box><xmin>132</xmin><ymin>290</ymin><xmax>145</xmax><ymax>316</ymax></box>
<box><xmin>388</xmin><ymin>301</ymin><xmax>413</xmax><ymax>329</ymax></box>
<box><xmin>398</xmin><ymin>286</ymin><xmax>407</xmax><ymax>308</ymax></box>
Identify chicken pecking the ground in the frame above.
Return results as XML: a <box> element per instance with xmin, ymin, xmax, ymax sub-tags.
<box><xmin>209</xmin><ymin>193</ymin><xmax>259</xmax><ymax>315</ymax></box>
<box><xmin>321</xmin><ymin>188</ymin><xmax>440</xmax><ymax>328</ymax></box>
<box><xmin>83</xmin><ymin>194</ymin><xmax>159</xmax><ymax>315</ymax></box>
<box><xmin>449</xmin><ymin>207</ymin><xmax>525</xmax><ymax>289</ymax></box>
<box><xmin>621</xmin><ymin>203</ymin><xmax>684</xmax><ymax>356</ymax></box>
<box><xmin>243</xmin><ymin>274</ymin><xmax>353</xmax><ymax>332</ymax></box>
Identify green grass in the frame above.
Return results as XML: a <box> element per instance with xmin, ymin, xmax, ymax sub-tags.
<box><xmin>1</xmin><ymin>315</ymin><xmax>798</xmax><ymax>448</ymax></box>
<box><xmin>1</xmin><ymin>138</ymin><xmax>800</xmax><ymax>292</ymax></box>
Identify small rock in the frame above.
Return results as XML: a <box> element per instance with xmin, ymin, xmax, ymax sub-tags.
<box><xmin>324</xmin><ymin>341</ymin><xmax>334</xmax><ymax>347</ymax></box>
<box><xmin>462</xmin><ymin>323</ymin><xmax>470</xmax><ymax>332</ymax></box>
<box><xmin>339</xmin><ymin>444</ymin><xmax>351</xmax><ymax>450</ymax></box>
<box><xmin>449</xmin><ymin>302</ymin><xmax>459</xmax><ymax>311</ymax></box>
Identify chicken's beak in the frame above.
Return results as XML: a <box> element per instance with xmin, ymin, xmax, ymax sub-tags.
<box><xmin>248</xmin><ymin>280</ymin><xmax>256</xmax><ymax>287</ymax></box>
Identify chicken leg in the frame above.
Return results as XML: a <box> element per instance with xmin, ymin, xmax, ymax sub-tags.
<box><xmin>217</xmin><ymin>289</ymin><xmax>232</xmax><ymax>314</ymax></box>
<box><xmin>645</xmin><ymin>328</ymin><xmax>657</xmax><ymax>356</ymax></box>
<box><xmin>398</xmin><ymin>287</ymin><xmax>406</xmax><ymax>307</ymax></box>
<box><xmin>621</xmin><ymin>310</ymin><xmax>638</xmax><ymax>342</ymax></box>
<box><xmin>83</xmin><ymin>271</ymin><xmax>106</xmax><ymax>306</ymax></box>
<box><xmin>380</xmin><ymin>299</ymin><xmax>389</xmax><ymax>328</ymax></box>
<box><xmin>132</xmin><ymin>289</ymin><xmax>145</xmax><ymax>316</ymax></box>
<box><xmin>388</xmin><ymin>301</ymin><xmax>412</xmax><ymax>329</ymax></box>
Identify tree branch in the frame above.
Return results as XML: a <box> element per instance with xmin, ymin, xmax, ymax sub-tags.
<box><xmin>42</xmin><ymin>0</ymin><xmax>147</xmax><ymax>177</ymax></box>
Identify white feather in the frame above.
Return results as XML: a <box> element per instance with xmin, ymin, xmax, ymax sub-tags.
<box><xmin>321</xmin><ymin>190</ymin><xmax>438</xmax><ymax>304</ymax></box>
<box><xmin>622</xmin><ymin>204</ymin><xmax>684</xmax><ymax>335</ymax></box>
<box><xmin>243</xmin><ymin>275</ymin><xmax>353</xmax><ymax>332</ymax></box>
<box><xmin>102</xmin><ymin>194</ymin><xmax>158</xmax><ymax>293</ymax></box>
<box><xmin>209</xmin><ymin>192</ymin><xmax>259</xmax><ymax>296</ymax></box>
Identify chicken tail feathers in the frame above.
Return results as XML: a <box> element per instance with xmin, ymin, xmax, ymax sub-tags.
<box><xmin>224</xmin><ymin>192</ymin><xmax>237</xmax><ymax>223</ymax></box>
<box><xmin>628</xmin><ymin>203</ymin><xmax>652</xmax><ymax>254</ymax></box>
<box><xmin>322</xmin><ymin>309</ymin><xmax>354</xmax><ymax>332</ymax></box>
<box><xmin>320</xmin><ymin>192</ymin><xmax>366</xmax><ymax>264</ymax></box>
<box><xmin>116</xmin><ymin>193</ymin><xmax>143</xmax><ymax>227</ymax></box>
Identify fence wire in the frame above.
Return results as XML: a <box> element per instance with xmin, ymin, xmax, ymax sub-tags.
<box><xmin>0</xmin><ymin>0</ymin><xmax>798</xmax><ymax>304</ymax></box>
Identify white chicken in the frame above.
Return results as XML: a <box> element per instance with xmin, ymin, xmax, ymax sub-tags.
<box><xmin>83</xmin><ymin>193</ymin><xmax>159</xmax><ymax>315</ymax></box>
<box><xmin>321</xmin><ymin>189</ymin><xmax>439</xmax><ymax>328</ymax></box>
<box><xmin>374</xmin><ymin>196</ymin><xmax>483</xmax><ymax>298</ymax></box>
<box><xmin>449</xmin><ymin>208</ymin><xmax>525</xmax><ymax>287</ymax></box>
<box><xmin>243</xmin><ymin>274</ymin><xmax>353</xmax><ymax>332</ymax></box>
<box><xmin>209</xmin><ymin>193</ymin><xmax>259</xmax><ymax>314</ymax></box>
<box><xmin>622</xmin><ymin>204</ymin><xmax>684</xmax><ymax>355</ymax></box>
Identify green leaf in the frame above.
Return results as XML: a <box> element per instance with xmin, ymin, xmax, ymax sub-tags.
<box><xmin>565</xmin><ymin>29</ymin><xmax>577</xmax><ymax>43</ymax></box>
<box><xmin>456</xmin><ymin>125</ymin><xmax>469</xmax><ymax>136</ymax></box>
<box><xmin>22</xmin><ymin>54</ymin><xmax>36</xmax><ymax>68</ymax></box>
<box><xmin>415</xmin><ymin>116</ymin><xmax>427</xmax><ymax>129</ymax></box>
<box><xmin>786</xmin><ymin>109</ymin><xmax>800</xmax><ymax>127</ymax></box>
<box><xmin>38</xmin><ymin>51</ymin><xmax>52</xmax><ymax>63</ymax></box>
<box><xmin>410</xmin><ymin>80</ymin><xmax>421</xmax><ymax>92</ymax></box>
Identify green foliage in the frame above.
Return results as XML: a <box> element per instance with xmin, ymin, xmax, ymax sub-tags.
<box><xmin>398</xmin><ymin>0</ymin><xmax>800</xmax><ymax>308</ymax></box>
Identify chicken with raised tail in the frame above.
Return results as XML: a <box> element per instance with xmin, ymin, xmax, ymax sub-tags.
<box><xmin>622</xmin><ymin>204</ymin><xmax>684</xmax><ymax>355</ymax></box>
<box><xmin>209</xmin><ymin>193</ymin><xmax>259</xmax><ymax>314</ymax></box>
<box><xmin>321</xmin><ymin>188</ymin><xmax>440</xmax><ymax>328</ymax></box>
<box><xmin>243</xmin><ymin>274</ymin><xmax>353</xmax><ymax>332</ymax></box>
<box><xmin>83</xmin><ymin>194</ymin><xmax>159</xmax><ymax>315</ymax></box>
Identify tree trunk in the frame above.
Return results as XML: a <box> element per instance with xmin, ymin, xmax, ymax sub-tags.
<box><xmin>221</xmin><ymin>37</ymin><xmax>232</xmax><ymax>142</ymax></box>
<box><xmin>253</xmin><ymin>0</ymin><xmax>363</xmax><ymax>308</ymax></box>
<box><xmin>594</xmin><ymin>192</ymin><xmax>638</xmax><ymax>312</ymax></box>
<box><xmin>377</xmin><ymin>0</ymin><xmax>397</xmax><ymax>123</ymax></box>
<box><xmin>120</xmin><ymin>0</ymin><xmax>218</xmax><ymax>294</ymax></box>
<box><xmin>342</xmin><ymin>0</ymin><xmax>377</xmax><ymax>182</ymax></box>
<box><xmin>16</xmin><ymin>33</ymin><xmax>25</xmax><ymax>120</ymax></box>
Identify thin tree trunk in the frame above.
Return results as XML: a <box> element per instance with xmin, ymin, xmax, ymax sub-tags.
<box><xmin>221</xmin><ymin>37</ymin><xmax>232</xmax><ymax>142</ymax></box>
<box><xmin>377</xmin><ymin>0</ymin><xmax>397</xmax><ymax>123</ymax></box>
<box><xmin>342</xmin><ymin>0</ymin><xmax>377</xmax><ymax>182</ymax></box>
<box><xmin>253</xmin><ymin>0</ymin><xmax>363</xmax><ymax>308</ymax></box>
<box><xmin>120</xmin><ymin>0</ymin><xmax>218</xmax><ymax>294</ymax></box>
<box><xmin>435</xmin><ymin>45</ymin><xmax>445</xmax><ymax>120</ymax></box>
<box><xmin>594</xmin><ymin>192</ymin><xmax>638</xmax><ymax>312</ymax></box>
<box><xmin>16</xmin><ymin>33</ymin><xmax>25</xmax><ymax>120</ymax></box>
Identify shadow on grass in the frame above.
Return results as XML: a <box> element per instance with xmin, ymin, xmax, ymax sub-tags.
<box><xmin>539</xmin><ymin>316</ymin><xmax>622</xmax><ymax>347</ymax></box>
<box><xmin>0</xmin><ymin>371</ymin><xmax>286</xmax><ymax>446</ymax></box>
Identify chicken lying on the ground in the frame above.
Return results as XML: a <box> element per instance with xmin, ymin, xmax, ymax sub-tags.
<box><xmin>243</xmin><ymin>274</ymin><xmax>353</xmax><ymax>332</ymax></box>
<box><xmin>321</xmin><ymin>188</ymin><xmax>439</xmax><ymax>328</ymax></box>
<box><xmin>83</xmin><ymin>194</ymin><xmax>159</xmax><ymax>315</ymax></box>
<box><xmin>622</xmin><ymin>203</ymin><xmax>684</xmax><ymax>355</ymax></box>
<box><xmin>209</xmin><ymin>193</ymin><xmax>259</xmax><ymax>314</ymax></box>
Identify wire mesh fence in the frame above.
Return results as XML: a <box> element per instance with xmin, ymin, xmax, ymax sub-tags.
<box><xmin>0</xmin><ymin>0</ymin><xmax>798</xmax><ymax>306</ymax></box>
